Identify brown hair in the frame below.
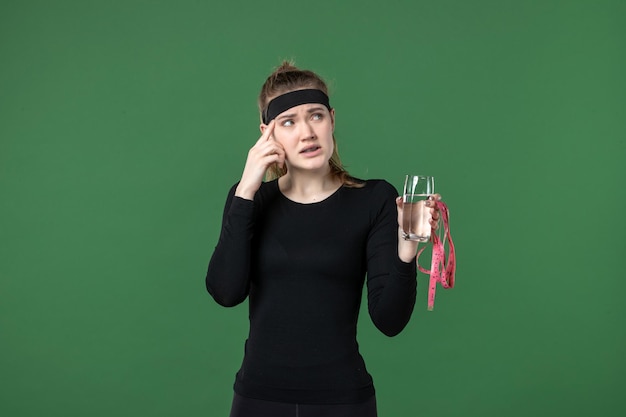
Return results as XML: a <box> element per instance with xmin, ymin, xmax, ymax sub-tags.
<box><xmin>259</xmin><ymin>61</ymin><xmax>363</xmax><ymax>188</ymax></box>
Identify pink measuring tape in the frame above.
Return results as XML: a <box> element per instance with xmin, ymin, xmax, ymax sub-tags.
<box><xmin>416</xmin><ymin>200</ymin><xmax>456</xmax><ymax>310</ymax></box>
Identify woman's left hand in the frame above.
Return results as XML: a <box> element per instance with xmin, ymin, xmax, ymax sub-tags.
<box><xmin>395</xmin><ymin>193</ymin><xmax>442</xmax><ymax>263</ymax></box>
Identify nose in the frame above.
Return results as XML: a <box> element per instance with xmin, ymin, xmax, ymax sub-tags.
<box><xmin>300</xmin><ymin>120</ymin><xmax>316</xmax><ymax>140</ymax></box>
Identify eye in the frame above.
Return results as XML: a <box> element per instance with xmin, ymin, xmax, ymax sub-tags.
<box><xmin>312</xmin><ymin>113</ymin><xmax>323</xmax><ymax>121</ymax></box>
<box><xmin>281</xmin><ymin>119</ymin><xmax>294</xmax><ymax>127</ymax></box>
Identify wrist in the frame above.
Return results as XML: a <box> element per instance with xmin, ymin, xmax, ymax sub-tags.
<box><xmin>235</xmin><ymin>183</ymin><xmax>257</xmax><ymax>200</ymax></box>
<box><xmin>398</xmin><ymin>233</ymin><xmax>419</xmax><ymax>263</ymax></box>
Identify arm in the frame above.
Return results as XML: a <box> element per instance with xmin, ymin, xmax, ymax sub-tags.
<box><xmin>206</xmin><ymin>120</ymin><xmax>284</xmax><ymax>306</ymax></box>
<box><xmin>366</xmin><ymin>181</ymin><xmax>418</xmax><ymax>337</ymax></box>
<box><xmin>205</xmin><ymin>184</ymin><xmax>255</xmax><ymax>307</ymax></box>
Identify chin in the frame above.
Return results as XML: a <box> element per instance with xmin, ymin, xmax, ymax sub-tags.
<box><xmin>289</xmin><ymin>161</ymin><xmax>330</xmax><ymax>173</ymax></box>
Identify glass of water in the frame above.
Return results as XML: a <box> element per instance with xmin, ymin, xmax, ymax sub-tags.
<box><xmin>402</xmin><ymin>175</ymin><xmax>435</xmax><ymax>242</ymax></box>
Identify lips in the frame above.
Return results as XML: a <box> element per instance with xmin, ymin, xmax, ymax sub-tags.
<box><xmin>299</xmin><ymin>145</ymin><xmax>321</xmax><ymax>154</ymax></box>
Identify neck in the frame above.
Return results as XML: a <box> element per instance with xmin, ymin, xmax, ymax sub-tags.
<box><xmin>278</xmin><ymin>168</ymin><xmax>342</xmax><ymax>203</ymax></box>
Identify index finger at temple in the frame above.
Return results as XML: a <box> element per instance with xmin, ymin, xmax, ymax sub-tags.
<box><xmin>261</xmin><ymin>120</ymin><xmax>275</xmax><ymax>141</ymax></box>
<box><xmin>255</xmin><ymin>120</ymin><xmax>274</xmax><ymax>145</ymax></box>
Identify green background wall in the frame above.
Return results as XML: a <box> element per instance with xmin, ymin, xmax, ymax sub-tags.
<box><xmin>1</xmin><ymin>0</ymin><xmax>624</xmax><ymax>416</ymax></box>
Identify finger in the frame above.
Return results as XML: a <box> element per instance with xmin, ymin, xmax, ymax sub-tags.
<box><xmin>262</xmin><ymin>119</ymin><xmax>276</xmax><ymax>141</ymax></box>
<box><xmin>258</xmin><ymin>143</ymin><xmax>285</xmax><ymax>163</ymax></box>
<box><xmin>395</xmin><ymin>196</ymin><xmax>404</xmax><ymax>216</ymax></box>
<box><xmin>424</xmin><ymin>194</ymin><xmax>442</xmax><ymax>208</ymax></box>
<box><xmin>426</xmin><ymin>193</ymin><xmax>441</xmax><ymax>202</ymax></box>
<box><xmin>258</xmin><ymin>152</ymin><xmax>283</xmax><ymax>167</ymax></box>
<box><xmin>256</xmin><ymin>120</ymin><xmax>276</xmax><ymax>144</ymax></box>
<box><xmin>257</xmin><ymin>141</ymin><xmax>284</xmax><ymax>159</ymax></box>
<box><xmin>275</xmin><ymin>147</ymin><xmax>286</xmax><ymax>168</ymax></box>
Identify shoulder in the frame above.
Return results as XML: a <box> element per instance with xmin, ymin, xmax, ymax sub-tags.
<box><xmin>339</xmin><ymin>179</ymin><xmax>399</xmax><ymax>217</ymax></box>
<box><xmin>344</xmin><ymin>179</ymin><xmax>399</xmax><ymax>199</ymax></box>
<box><xmin>340</xmin><ymin>179</ymin><xmax>399</xmax><ymax>228</ymax></box>
<box><xmin>368</xmin><ymin>179</ymin><xmax>399</xmax><ymax>197</ymax></box>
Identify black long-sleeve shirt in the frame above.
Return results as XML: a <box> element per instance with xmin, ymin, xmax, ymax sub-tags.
<box><xmin>206</xmin><ymin>179</ymin><xmax>417</xmax><ymax>404</ymax></box>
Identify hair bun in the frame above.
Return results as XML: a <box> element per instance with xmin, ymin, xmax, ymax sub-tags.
<box><xmin>275</xmin><ymin>60</ymin><xmax>299</xmax><ymax>74</ymax></box>
<box><xmin>259</xmin><ymin>60</ymin><xmax>329</xmax><ymax>113</ymax></box>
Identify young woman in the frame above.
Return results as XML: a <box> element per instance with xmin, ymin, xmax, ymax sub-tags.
<box><xmin>206</xmin><ymin>62</ymin><xmax>441</xmax><ymax>417</ymax></box>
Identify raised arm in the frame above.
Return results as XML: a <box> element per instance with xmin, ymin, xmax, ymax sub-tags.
<box><xmin>205</xmin><ymin>185</ymin><xmax>255</xmax><ymax>307</ymax></box>
<box><xmin>206</xmin><ymin>120</ymin><xmax>284</xmax><ymax>306</ymax></box>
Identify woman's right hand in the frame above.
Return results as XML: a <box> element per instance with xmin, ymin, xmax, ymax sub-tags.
<box><xmin>235</xmin><ymin>120</ymin><xmax>285</xmax><ymax>200</ymax></box>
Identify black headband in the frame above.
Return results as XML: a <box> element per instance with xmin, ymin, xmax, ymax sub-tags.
<box><xmin>263</xmin><ymin>89</ymin><xmax>331</xmax><ymax>124</ymax></box>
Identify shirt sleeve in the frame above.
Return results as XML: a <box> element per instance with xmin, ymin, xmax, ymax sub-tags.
<box><xmin>205</xmin><ymin>183</ymin><xmax>255</xmax><ymax>307</ymax></box>
<box><xmin>365</xmin><ymin>181</ymin><xmax>418</xmax><ymax>336</ymax></box>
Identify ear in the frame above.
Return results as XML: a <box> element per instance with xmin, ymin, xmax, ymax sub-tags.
<box><xmin>260</xmin><ymin>123</ymin><xmax>267</xmax><ymax>134</ymax></box>
<box><xmin>330</xmin><ymin>108</ymin><xmax>336</xmax><ymax>132</ymax></box>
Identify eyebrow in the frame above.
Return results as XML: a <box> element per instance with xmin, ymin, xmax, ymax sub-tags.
<box><xmin>276</xmin><ymin>106</ymin><xmax>327</xmax><ymax>120</ymax></box>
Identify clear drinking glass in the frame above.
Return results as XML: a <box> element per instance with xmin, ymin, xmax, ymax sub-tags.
<box><xmin>402</xmin><ymin>175</ymin><xmax>435</xmax><ymax>242</ymax></box>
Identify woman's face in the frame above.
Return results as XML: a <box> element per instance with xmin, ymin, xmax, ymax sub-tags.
<box><xmin>262</xmin><ymin>102</ymin><xmax>335</xmax><ymax>175</ymax></box>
